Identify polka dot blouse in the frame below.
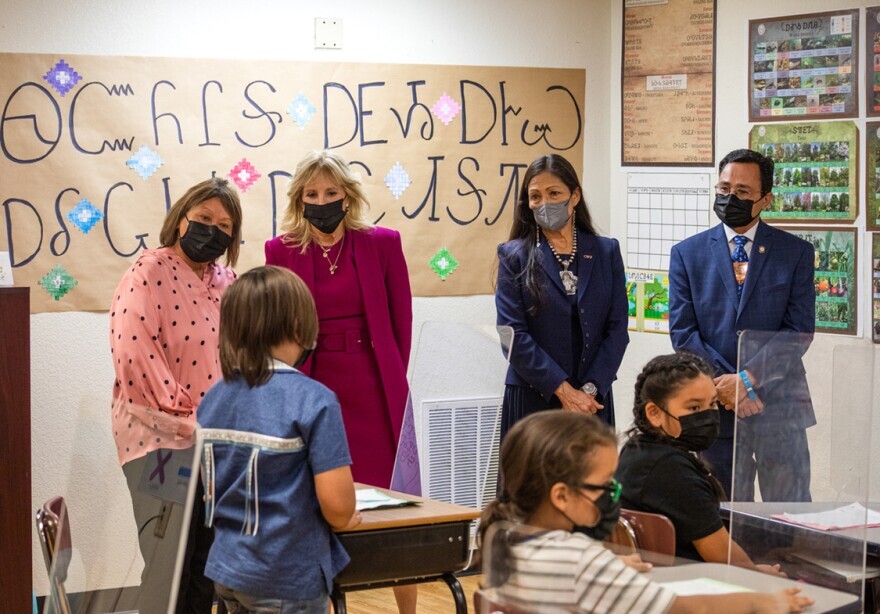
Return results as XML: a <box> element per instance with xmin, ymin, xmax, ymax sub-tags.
<box><xmin>109</xmin><ymin>247</ymin><xmax>236</xmax><ymax>465</ymax></box>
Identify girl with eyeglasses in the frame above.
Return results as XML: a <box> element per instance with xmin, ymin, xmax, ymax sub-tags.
<box><xmin>479</xmin><ymin>410</ymin><xmax>812</xmax><ymax>613</ymax></box>
<box><xmin>616</xmin><ymin>352</ymin><xmax>784</xmax><ymax>574</ymax></box>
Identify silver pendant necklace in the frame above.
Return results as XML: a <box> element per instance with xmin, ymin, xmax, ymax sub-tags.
<box><xmin>544</xmin><ymin>225</ymin><xmax>578</xmax><ymax>296</ymax></box>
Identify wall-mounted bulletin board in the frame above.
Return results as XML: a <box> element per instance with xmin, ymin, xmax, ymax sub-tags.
<box><xmin>780</xmin><ymin>226</ymin><xmax>857</xmax><ymax>336</ymax></box>
<box><xmin>749</xmin><ymin>9</ymin><xmax>859</xmax><ymax>122</ymax></box>
<box><xmin>621</xmin><ymin>0</ymin><xmax>716</xmax><ymax>166</ymax></box>
<box><xmin>866</xmin><ymin>7</ymin><xmax>880</xmax><ymax>116</ymax></box>
<box><xmin>749</xmin><ymin>121</ymin><xmax>858</xmax><ymax>223</ymax></box>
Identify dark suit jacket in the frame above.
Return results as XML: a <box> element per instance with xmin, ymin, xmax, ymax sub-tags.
<box><xmin>495</xmin><ymin>229</ymin><xmax>629</xmax><ymax>400</ymax></box>
<box><xmin>669</xmin><ymin>221</ymin><xmax>816</xmax><ymax>432</ymax></box>
<box><xmin>265</xmin><ymin>226</ymin><xmax>412</xmax><ymax>442</ymax></box>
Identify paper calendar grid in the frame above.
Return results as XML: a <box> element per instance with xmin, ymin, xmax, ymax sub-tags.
<box><xmin>626</xmin><ymin>173</ymin><xmax>712</xmax><ymax>270</ymax></box>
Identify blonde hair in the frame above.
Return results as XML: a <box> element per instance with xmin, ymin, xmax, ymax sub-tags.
<box><xmin>159</xmin><ymin>177</ymin><xmax>243</xmax><ymax>267</ymax></box>
<box><xmin>280</xmin><ymin>150</ymin><xmax>374</xmax><ymax>251</ymax></box>
<box><xmin>219</xmin><ymin>266</ymin><xmax>318</xmax><ymax>387</ymax></box>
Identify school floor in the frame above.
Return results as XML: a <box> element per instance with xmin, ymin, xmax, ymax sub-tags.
<box><xmin>212</xmin><ymin>574</ymin><xmax>482</xmax><ymax>613</ymax></box>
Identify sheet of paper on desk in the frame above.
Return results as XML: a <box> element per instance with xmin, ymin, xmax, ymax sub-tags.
<box><xmin>771</xmin><ymin>503</ymin><xmax>880</xmax><ymax>531</ymax></box>
<box><xmin>355</xmin><ymin>488</ymin><xmax>420</xmax><ymax>511</ymax></box>
<box><xmin>657</xmin><ymin>578</ymin><xmax>753</xmax><ymax>596</ymax></box>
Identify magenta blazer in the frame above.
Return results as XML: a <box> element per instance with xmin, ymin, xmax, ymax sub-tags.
<box><xmin>264</xmin><ymin>226</ymin><xmax>413</xmax><ymax>442</ymax></box>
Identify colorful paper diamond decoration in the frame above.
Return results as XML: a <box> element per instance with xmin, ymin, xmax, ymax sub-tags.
<box><xmin>287</xmin><ymin>93</ymin><xmax>317</xmax><ymax>129</ymax></box>
<box><xmin>385</xmin><ymin>162</ymin><xmax>412</xmax><ymax>199</ymax></box>
<box><xmin>66</xmin><ymin>198</ymin><xmax>103</xmax><ymax>234</ymax></box>
<box><xmin>43</xmin><ymin>59</ymin><xmax>82</xmax><ymax>97</ymax></box>
<box><xmin>126</xmin><ymin>145</ymin><xmax>164</xmax><ymax>180</ymax></box>
<box><xmin>228</xmin><ymin>158</ymin><xmax>261</xmax><ymax>192</ymax></box>
<box><xmin>429</xmin><ymin>247</ymin><xmax>460</xmax><ymax>281</ymax></box>
<box><xmin>39</xmin><ymin>265</ymin><xmax>78</xmax><ymax>301</ymax></box>
<box><xmin>431</xmin><ymin>93</ymin><xmax>461</xmax><ymax>126</ymax></box>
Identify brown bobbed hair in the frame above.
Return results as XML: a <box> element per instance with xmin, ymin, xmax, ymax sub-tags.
<box><xmin>280</xmin><ymin>150</ymin><xmax>374</xmax><ymax>251</ymax></box>
<box><xmin>479</xmin><ymin>410</ymin><xmax>617</xmax><ymax>547</ymax></box>
<box><xmin>219</xmin><ymin>266</ymin><xmax>318</xmax><ymax>387</ymax></box>
<box><xmin>159</xmin><ymin>177</ymin><xmax>243</xmax><ymax>267</ymax></box>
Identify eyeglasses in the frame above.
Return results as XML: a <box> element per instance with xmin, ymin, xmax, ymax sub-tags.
<box><xmin>580</xmin><ymin>478</ymin><xmax>622</xmax><ymax>503</ymax></box>
<box><xmin>714</xmin><ymin>184</ymin><xmax>761</xmax><ymax>201</ymax></box>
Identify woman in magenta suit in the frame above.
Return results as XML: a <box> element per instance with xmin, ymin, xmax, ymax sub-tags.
<box><xmin>265</xmin><ymin>150</ymin><xmax>412</xmax><ymax>489</ymax></box>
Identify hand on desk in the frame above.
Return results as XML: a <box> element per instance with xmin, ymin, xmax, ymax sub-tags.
<box><xmin>756</xmin><ymin>563</ymin><xmax>787</xmax><ymax>578</ymax></box>
<box><xmin>617</xmin><ymin>552</ymin><xmax>652</xmax><ymax>573</ymax></box>
<box><xmin>773</xmin><ymin>587</ymin><xmax>814</xmax><ymax>613</ymax></box>
<box><xmin>555</xmin><ymin>382</ymin><xmax>604</xmax><ymax>415</ymax></box>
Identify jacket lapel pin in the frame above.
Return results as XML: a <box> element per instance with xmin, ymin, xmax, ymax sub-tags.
<box><xmin>758</xmin><ymin>245</ymin><xmax>766</xmax><ymax>254</ymax></box>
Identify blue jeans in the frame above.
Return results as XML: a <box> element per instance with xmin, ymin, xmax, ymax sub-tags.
<box><xmin>215</xmin><ymin>584</ymin><xmax>328</xmax><ymax>614</ymax></box>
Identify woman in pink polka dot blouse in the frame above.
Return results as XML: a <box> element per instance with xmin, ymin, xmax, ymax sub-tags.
<box><xmin>109</xmin><ymin>177</ymin><xmax>241</xmax><ymax>614</ymax></box>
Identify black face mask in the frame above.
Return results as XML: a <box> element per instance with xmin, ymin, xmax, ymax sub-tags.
<box><xmin>179</xmin><ymin>219</ymin><xmax>232</xmax><ymax>263</ymax></box>
<box><xmin>661</xmin><ymin>407</ymin><xmax>720</xmax><ymax>452</ymax></box>
<box><xmin>714</xmin><ymin>193</ymin><xmax>759</xmax><ymax>229</ymax></box>
<box><xmin>293</xmin><ymin>347</ymin><xmax>314</xmax><ymax>369</ymax></box>
<box><xmin>303</xmin><ymin>198</ymin><xmax>346</xmax><ymax>234</ymax></box>
<box><xmin>572</xmin><ymin>489</ymin><xmax>621</xmax><ymax>541</ymax></box>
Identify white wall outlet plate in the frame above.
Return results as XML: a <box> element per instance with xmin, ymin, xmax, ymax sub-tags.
<box><xmin>315</xmin><ymin>17</ymin><xmax>342</xmax><ymax>50</ymax></box>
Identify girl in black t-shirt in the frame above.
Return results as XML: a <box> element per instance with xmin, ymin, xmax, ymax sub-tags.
<box><xmin>616</xmin><ymin>352</ymin><xmax>784</xmax><ymax>574</ymax></box>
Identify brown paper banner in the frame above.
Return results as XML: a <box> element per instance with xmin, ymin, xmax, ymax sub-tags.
<box><xmin>0</xmin><ymin>53</ymin><xmax>585</xmax><ymax>313</ymax></box>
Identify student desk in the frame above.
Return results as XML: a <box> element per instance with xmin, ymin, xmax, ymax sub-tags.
<box><xmin>720</xmin><ymin>502</ymin><xmax>880</xmax><ymax>611</ymax></box>
<box><xmin>649</xmin><ymin>562</ymin><xmax>860</xmax><ymax>613</ymax></box>
<box><xmin>332</xmin><ymin>485</ymin><xmax>480</xmax><ymax>614</ymax></box>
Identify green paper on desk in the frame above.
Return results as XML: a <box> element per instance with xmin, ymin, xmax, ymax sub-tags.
<box><xmin>355</xmin><ymin>488</ymin><xmax>420</xmax><ymax>511</ymax></box>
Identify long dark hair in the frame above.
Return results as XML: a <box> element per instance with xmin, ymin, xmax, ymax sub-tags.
<box><xmin>627</xmin><ymin>352</ymin><xmax>726</xmax><ymax>501</ymax></box>
<box><xmin>503</xmin><ymin>154</ymin><xmax>598</xmax><ymax>310</ymax></box>
<box><xmin>479</xmin><ymin>411</ymin><xmax>617</xmax><ymax>586</ymax></box>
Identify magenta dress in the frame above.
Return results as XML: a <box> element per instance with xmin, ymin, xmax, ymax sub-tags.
<box><xmin>310</xmin><ymin>239</ymin><xmax>396</xmax><ymax>486</ymax></box>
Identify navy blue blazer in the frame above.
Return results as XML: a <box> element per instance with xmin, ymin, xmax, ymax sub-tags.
<box><xmin>495</xmin><ymin>229</ymin><xmax>629</xmax><ymax>401</ymax></box>
<box><xmin>669</xmin><ymin>221</ymin><xmax>816</xmax><ymax>431</ymax></box>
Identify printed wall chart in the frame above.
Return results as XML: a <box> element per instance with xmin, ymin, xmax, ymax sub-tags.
<box><xmin>621</xmin><ymin>0</ymin><xmax>715</xmax><ymax>166</ymax></box>
<box><xmin>781</xmin><ymin>227</ymin><xmax>856</xmax><ymax>335</ymax></box>
<box><xmin>749</xmin><ymin>121</ymin><xmax>858</xmax><ymax>223</ymax></box>
<box><xmin>867</xmin><ymin>122</ymin><xmax>880</xmax><ymax>230</ymax></box>
<box><xmin>866</xmin><ymin>6</ymin><xmax>880</xmax><ymax>117</ymax></box>
<box><xmin>626</xmin><ymin>172</ymin><xmax>711</xmax><ymax>270</ymax></box>
<box><xmin>749</xmin><ymin>9</ymin><xmax>859</xmax><ymax>122</ymax></box>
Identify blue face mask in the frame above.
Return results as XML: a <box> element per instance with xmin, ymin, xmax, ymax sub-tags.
<box><xmin>533</xmin><ymin>200</ymin><xmax>571</xmax><ymax>231</ymax></box>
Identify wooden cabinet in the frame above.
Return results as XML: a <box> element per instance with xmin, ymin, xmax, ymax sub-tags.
<box><xmin>0</xmin><ymin>287</ymin><xmax>31</xmax><ymax>613</ymax></box>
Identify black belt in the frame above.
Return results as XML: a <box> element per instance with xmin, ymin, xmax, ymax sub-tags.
<box><xmin>318</xmin><ymin>329</ymin><xmax>370</xmax><ymax>353</ymax></box>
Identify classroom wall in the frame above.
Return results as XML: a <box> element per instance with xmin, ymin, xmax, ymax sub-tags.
<box><xmin>7</xmin><ymin>0</ymin><xmax>878</xmax><ymax>595</ymax></box>
<box><xmin>610</xmin><ymin>0</ymin><xmax>880</xmax><ymax>506</ymax></box>
<box><xmin>2</xmin><ymin>0</ymin><xmax>611</xmax><ymax>593</ymax></box>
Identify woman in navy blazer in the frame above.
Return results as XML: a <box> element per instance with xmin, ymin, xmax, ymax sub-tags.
<box><xmin>495</xmin><ymin>154</ymin><xmax>629</xmax><ymax>438</ymax></box>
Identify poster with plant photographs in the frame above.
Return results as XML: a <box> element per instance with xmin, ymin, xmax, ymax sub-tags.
<box><xmin>780</xmin><ymin>227</ymin><xmax>856</xmax><ymax>335</ymax></box>
<box><xmin>750</xmin><ymin>121</ymin><xmax>858</xmax><ymax>223</ymax></box>
<box><xmin>626</xmin><ymin>270</ymin><xmax>670</xmax><ymax>334</ymax></box>
<box><xmin>749</xmin><ymin>9</ymin><xmax>858</xmax><ymax>122</ymax></box>
<box><xmin>868</xmin><ymin>122</ymin><xmax>880</xmax><ymax>230</ymax></box>
<box><xmin>873</xmin><ymin>235</ymin><xmax>880</xmax><ymax>342</ymax></box>
<box><xmin>867</xmin><ymin>6</ymin><xmax>880</xmax><ymax>117</ymax></box>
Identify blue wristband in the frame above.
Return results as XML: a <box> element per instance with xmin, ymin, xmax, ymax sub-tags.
<box><xmin>739</xmin><ymin>370</ymin><xmax>758</xmax><ymax>401</ymax></box>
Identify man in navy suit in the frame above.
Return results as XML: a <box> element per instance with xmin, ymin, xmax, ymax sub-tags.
<box><xmin>669</xmin><ymin>149</ymin><xmax>815</xmax><ymax>502</ymax></box>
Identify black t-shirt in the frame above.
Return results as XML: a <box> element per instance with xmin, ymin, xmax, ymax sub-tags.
<box><xmin>616</xmin><ymin>435</ymin><xmax>724</xmax><ymax>561</ymax></box>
